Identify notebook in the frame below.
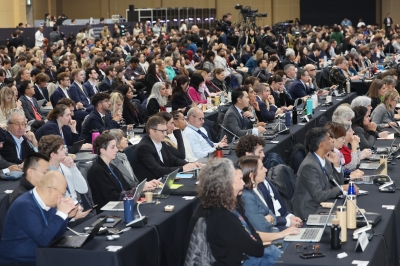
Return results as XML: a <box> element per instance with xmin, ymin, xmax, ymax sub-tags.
<box><xmin>284</xmin><ymin>200</ymin><xmax>337</xmax><ymax>242</ymax></box>
<box><xmin>101</xmin><ymin>179</ymin><xmax>147</xmax><ymax>211</ymax></box>
<box><xmin>52</xmin><ymin>216</ymin><xmax>107</xmax><ymax>248</ymax></box>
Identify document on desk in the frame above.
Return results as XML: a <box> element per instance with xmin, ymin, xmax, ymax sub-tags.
<box><xmin>378</xmin><ymin>133</ymin><xmax>394</xmax><ymax>140</ymax></box>
<box><xmin>176</xmin><ymin>174</ymin><xmax>193</xmax><ymax>179</ymax></box>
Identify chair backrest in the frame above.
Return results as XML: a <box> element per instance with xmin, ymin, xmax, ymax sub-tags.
<box><xmin>81</xmin><ymin>114</ymin><xmax>90</xmax><ymax>128</ymax></box>
<box><xmin>184</xmin><ymin>217</ymin><xmax>215</xmax><ymax>266</ymax></box>
<box><xmin>267</xmin><ymin>164</ymin><xmax>296</xmax><ymax>212</ymax></box>
<box><xmin>75</xmin><ymin>160</ymin><xmax>96</xmax><ymax>217</ymax></box>
<box><xmin>124</xmin><ymin>145</ymin><xmax>137</xmax><ymax>172</ymax></box>
<box><xmin>47</xmin><ymin>83</ymin><xmax>57</xmax><ymax>98</ymax></box>
<box><xmin>0</xmin><ymin>194</ymin><xmax>10</xmax><ymax>239</ymax></box>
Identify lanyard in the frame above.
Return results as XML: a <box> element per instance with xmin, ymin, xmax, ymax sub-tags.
<box><xmin>10</xmin><ymin>133</ymin><xmax>23</xmax><ymax>159</ymax></box>
<box><xmin>387</xmin><ymin>111</ymin><xmax>395</xmax><ymax>122</ymax></box>
<box><xmin>108</xmin><ymin>166</ymin><xmax>123</xmax><ymax>190</ymax></box>
<box><xmin>31</xmin><ymin>191</ymin><xmax>48</xmax><ymax>226</ymax></box>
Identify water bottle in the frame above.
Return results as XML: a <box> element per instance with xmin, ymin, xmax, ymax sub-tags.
<box><xmin>306</xmin><ymin>98</ymin><xmax>313</xmax><ymax>115</ymax></box>
<box><xmin>348</xmin><ymin>181</ymin><xmax>356</xmax><ymax>195</ymax></box>
<box><xmin>228</xmin><ymin>91</ymin><xmax>232</xmax><ymax>103</ymax></box>
<box><xmin>123</xmin><ymin>198</ymin><xmax>134</xmax><ymax>223</ymax></box>
<box><xmin>220</xmin><ymin>93</ymin><xmax>225</xmax><ymax>103</ymax></box>
<box><xmin>91</xmin><ymin>130</ymin><xmax>100</xmax><ymax>154</ymax></box>
<box><xmin>330</xmin><ymin>218</ymin><xmax>342</xmax><ymax>249</ymax></box>
<box><xmin>292</xmin><ymin>107</ymin><xmax>298</xmax><ymax>124</ymax></box>
<box><xmin>285</xmin><ymin>110</ymin><xmax>291</xmax><ymax>126</ymax></box>
<box><xmin>64</xmin><ymin>145</ymin><xmax>68</xmax><ymax>156</ymax></box>
<box><xmin>311</xmin><ymin>93</ymin><xmax>318</xmax><ymax>109</ymax></box>
<box><xmin>346</xmin><ymin>80</ymin><xmax>350</xmax><ymax>94</ymax></box>
<box><xmin>324</xmin><ymin>55</ymin><xmax>327</xmax><ymax>63</ymax></box>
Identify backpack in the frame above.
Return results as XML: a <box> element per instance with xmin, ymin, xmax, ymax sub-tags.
<box><xmin>266</xmin><ymin>165</ymin><xmax>296</xmax><ymax>213</ymax></box>
<box><xmin>284</xmin><ymin>143</ymin><xmax>308</xmax><ymax>175</ymax></box>
<box><xmin>184</xmin><ymin>217</ymin><xmax>215</xmax><ymax>266</ymax></box>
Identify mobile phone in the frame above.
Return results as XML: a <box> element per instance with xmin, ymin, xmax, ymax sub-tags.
<box><xmin>83</xmin><ymin>204</ymin><xmax>97</xmax><ymax>212</ymax></box>
<box><xmin>74</xmin><ymin>200</ymin><xmax>82</xmax><ymax>206</ymax></box>
<box><xmin>300</xmin><ymin>252</ymin><xmax>325</xmax><ymax>259</ymax></box>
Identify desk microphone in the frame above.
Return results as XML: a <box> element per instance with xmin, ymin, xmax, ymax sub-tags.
<box><xmin>329</xmin><ymin>176</ymin><xmax>373</xmax><ymax>240</ymax></box>
<box><xmin>306</xmin><ymin>55</ymin><xmax>318</xmax><ymax>65</ymax></box>
<box><xmin>126</xmin><ymin>202</ymin><xmax>148</xmax><ymax>228</ymax></box>
<box><xmin>219</xmin><ymin>123</ymin><xmax>240</xmax><ymax>139</ymax></box>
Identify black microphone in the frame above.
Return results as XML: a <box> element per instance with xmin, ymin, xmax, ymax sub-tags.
<box><xmin>306</xmin><ymin>55</ymin><xmax>318</xmax><ymax>65</ymax></box>
<box><xmin>219</xmin><ymin>123</ymin><xmax>240</xmax><ymax>139</ymax></box>
<box><xmin>329</xmin><ymin>175</ymin><xmax>373</xmax><ymax>239</ymax></box>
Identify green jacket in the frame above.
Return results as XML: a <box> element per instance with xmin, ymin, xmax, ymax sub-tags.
<box><xmin>330</xmin><ymin>32</ymin><xmax>344</xmax><ymax>46</ymax></box>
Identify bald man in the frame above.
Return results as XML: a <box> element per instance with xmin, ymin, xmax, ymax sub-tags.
<box><xmin>304</xmin><ymin>64</ymin><xmax>330</xmax><ymax>95</ymax></box>
<box><xmin>35</xmin><ymin>26</ymin><xmax>44</xmax><ymax>47</ymax></box>
<box><xmin>190</xmin><ymin>25</ymin><xmax>203</xmax><ymax>48</ymax></box>
<box><xmin>0</xmin><ymin>171</ymin><xmax>75</xmax><ymax>264</ymax></box>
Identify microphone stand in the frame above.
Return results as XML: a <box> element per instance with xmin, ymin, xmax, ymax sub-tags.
<box><xmin>330</xmin><ymin>177</ymin><xmax>373</xmax><ymax>240</ymax></box>
<box><xmin>219</xmin><ymin>123</ymin><xmax>241</xmax><ymax>140</ymax></box>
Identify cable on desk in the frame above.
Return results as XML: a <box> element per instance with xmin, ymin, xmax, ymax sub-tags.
<box><xmin>374</xmin><ymin>234</ymin><xmax>393</xmax><ymax>266</ymax></box>
<box><xmin>148</xmin><ymin>225</ymin><xmax>160</xmax><ymax>266</ymax></box>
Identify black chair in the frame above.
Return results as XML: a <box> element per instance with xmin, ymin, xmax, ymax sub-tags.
<box><xmin>0</xmin><ymin>194</ymin><xmax>10</xmax><ymax>238</ymax></box>
<box><xmin>124</xmin><ymin>145</ymin><xmax>137</xmax><ymax>172</ymax></box>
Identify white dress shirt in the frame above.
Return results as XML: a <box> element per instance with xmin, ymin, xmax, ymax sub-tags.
<box><xmin>183</xmin><ymin>124</ymin><xmax>217</xmax><ymax>159</ymax></box>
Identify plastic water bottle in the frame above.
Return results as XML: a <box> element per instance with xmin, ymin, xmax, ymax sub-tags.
<box><xmin>346</xmin><ymin>80</ymin><xmax>350</xmax><ymax>94</ymax></box>
<box><xmin>64</xmin><ymin>145</ymin><xmax>68</xmax><ymax>156</ymax></box>
<box><xmin>306</xmin><ymin>98</ymin><xmax>313</xmax><ymax>115</ymax></box>
<box><xmin>285</xmin><ymin>111</ymin><xmax>291</xmax><ymax>126</ymax></box>
<box><xmin>311</xmin><ymin>93</ymin><xmax>318</xmax><ymax>109</ymax></box>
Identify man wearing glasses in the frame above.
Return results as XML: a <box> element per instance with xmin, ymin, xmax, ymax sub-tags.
<box><xmin>0</xmin><ymin>171</ymin><xmax>75</xmax><ymax>265</ymax></box>
<box><xmin>184</xmin><ymin>107</ymin><xmax>228</xmax><ymax>158</ymax></box>
<box><xmin>304</xmin><ymin>64</ymin><xmax>331</xmax><ymax>95</ymax></box>
<box><xmin>80</xmin><ymin>93</ymin><xmax>121</xmax><ymax>143</ymax></box>
<box><xmin>132</xmin><ymin>116</ymin><xmax>201</xmax><ymax>181</ymax></box>
<box><xmin>0</xmin><ymin>112</ymin><xmax>38</xmax><ymax>164</ymax></box>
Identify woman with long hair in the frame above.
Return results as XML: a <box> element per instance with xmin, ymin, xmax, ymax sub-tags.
<box><xmin>116</xmin><ymin>85</ymin><xmax>146</xmax><ymax>125</ymax></box>
<box><xmin>240</xmin><ymin>44</ymin><xmax>255</xmax><ymax>66</ymax></box>
<box><xmin>0</xmin><ymin>87</ymin><xmax>23</xmax><ymax>127</ymax></box>
<box><xmin>171</xmin><ymin>75</ymin><xmax>191</xmax><ymax>112</ymax></box>
<box><xmin>367</xmin><ymin>79</ymin><xmax>387</xmax><ymax>111</ymax></box>
<box><xmin>109</xmin><ymin>92</ymin><xmax>124</xmax><ymax>122</ymax></box>
<box><xmin>155</xmin><ymin>59</ymin><xmax>167</xmax><ymax>80</ymax></box>
<box><xmin>146</xmin><ymin>82</ymin><xmax>169</xmax><ymax>116</ymax></box>
<box><xmin>245</xmin><ymin>49</ymin><xmax>263</xmax><ymax>74</ymax></box>
<box><xmin>187</xmin><ymin>73</ymin><xmax>207</xmax><ymax>105</ymax></box>
<box><xmin>202</xmin><ymin>51</ymin><xmax>216</xmax><ymax>73</ymax></box>
<box><xmin>370</xmin><ymin>89</ymin><xmax>400</xmax><ymax>129</ymax></box>
<box><xmin>209</xmin><ymin>68</ymin><xmax>232</xmax><ymax>94</ymax></box>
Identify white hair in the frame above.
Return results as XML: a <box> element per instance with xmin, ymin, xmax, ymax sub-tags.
<box><xmin>285</xmin><ymin>48</ymin><xmax>295</xmax><ymax>57</ymax></box>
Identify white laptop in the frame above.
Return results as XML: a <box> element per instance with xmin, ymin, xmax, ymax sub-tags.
<box><xmin>101</xmin><ymin>179</ymin><xmax>147</xmax><ymax>211</ymax></box>
<box><xmin>359</xmin><ymin>162</ymin><xmax>381</xmax><ymax>170</ymax></box>
<box><xmin>284</xmin><ymin>200</ymin><xmax>337</xmax><ymax>242</ymax></box>
<box><xmin>306</xmin><ymin>213</ymin><xmax>336</xmax><ymax>226</ymax></box>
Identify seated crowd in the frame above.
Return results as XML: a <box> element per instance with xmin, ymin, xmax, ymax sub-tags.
<box><xmin>0</xmin><ymin>15</ymin><xmax>399</xmax><ymax>265</ymax></box>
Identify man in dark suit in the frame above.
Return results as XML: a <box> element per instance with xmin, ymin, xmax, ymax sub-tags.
<box><xmin>0</xmin><ymin>128</ymin><xmax>20</xmax><ymax>175</ymax></box>
<box><xmin>51</xmin><ymin>72</ymin><xmax>71</xmax><ymax>107</ymax></box>
<box><xmin>252</xmin><ymin>58</ymin><xmax>273</xmax><ymax>83</ymax></box>
<box><xmin>287</xmin><ymin>68</ymin><xmax>313</xmax><ymax>99</ymax></box>
<box><xmin>68</xmin><ymin>69</ymin><xmax>94</xmax><ymax>113</ymax></box>
<box><xmin>132</xmin><ymin>116</ymin><xmax>201</xmax><ymax>182</ymax></box>
<box><xmin>253</xmin><ymin>83</ymin><xmax>281</xmax><ymax>122</ymax></box>
<box><xmin>0</xmin><ymin>112</ymin><xmax>38</xmax><ymax>164</ymax></box>
<box><xmin>307</xmin><ymin>45</ymin><xmax>322</xmax><ymax>65</ymax></box>
<box><xmin>98</xmin><ymin>66</ymin><xmax>116</xmax><ymax>93</ymax></box>
<box><xmin>18</xmin><ymin>81</ymin><xmax>46</xmax><ymax>121</ymax></box>
<box><xmin>235</xmin><ymin>135</ymin><xmax>303</xmax><ymax>229</ymax></box>
<box><xmin>291</xmin><ymin>127</ymin><xmax>348</xmax><ymax>220</ymax></box>
<box><xmin>94</xmin><ymin>58</ymin><xmax>105</xmax><ymax>82</ymax></box>
<box><xmin>33</xmin><ymin>73</ymin><xmax>50</xmax><ymax>106</ymax></box>
<box><xmin>49</xmin><ymin>26</ymin><xmax>61</xmax><ymax>45</ymax></box>
<box><xmin>383</xmin><ymin>13</ymin><xmax>393</xmax><ymax>32</ymax></box>
<box><xmin>83</xmin><ymin>68</ymin><xmax>100</xmax><ymax>99</ymax></box>
<box><xmin>44</xmin><ymin>58</ymin><xmax>57</xmax><ymax>83</ymax></box>
<box><xmin>80</xmin><ymin>93</ymin><xmax>121</xmax><ymax>143</ymax></box>
<box><xmin>221</xmin><ymin>88</ymin><xmax>266</xmax><ymax>143</ymax></box>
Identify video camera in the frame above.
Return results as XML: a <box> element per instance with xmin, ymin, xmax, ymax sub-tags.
<box><xmin>118</xmin><ymin>24</ymin><xmax>131</xmax><ymax>36</ymax></box>
<box><xmin>272</xmin><ymin>20</ymin><xmax>293</xmax><ymax>35</ymax></box>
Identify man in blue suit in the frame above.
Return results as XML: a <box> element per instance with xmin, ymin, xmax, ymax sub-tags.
<box><xmin>68</xmin><ymin>69</ymin><xmax>94</xmax><ymax>113</ymax></box>
<box><xmin>287</xmin><ymin>68</ymin><xmax>313</xmax><ymax>99</ymax></box>
<box><xmin>50</xmin><ymin>72</ymin><xmax>71</xmax><ymax>107</ymax></box>
<box><xmin>83</xmin><ymin>68</ymin><xmax>100</xmax><ymax>99</ymax></box>
<box><xmin>80</xmin><ymin>93</ymin><xmax>121</xmax><ymax>143</ymax></box>
<box><xmin>253</xmin><ymin>83</ymin><xmax>283</xmax><ymax>122</ymax></box>
<box><xmin>235</xmin><ymin>135</ymin><xmax>303</xmax><ymax>230</ymax></box>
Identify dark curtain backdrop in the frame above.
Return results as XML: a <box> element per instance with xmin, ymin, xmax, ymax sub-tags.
<box><xmin>300</xmin><ymin>0</ymin><xmax>376</xmax><ymax>26</ymax></box>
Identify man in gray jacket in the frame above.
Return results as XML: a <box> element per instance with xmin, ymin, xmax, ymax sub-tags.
<box><xmin>291</xmin><ymin>127</ymin><xmax>353</xmax><ymax>220</ymax></box>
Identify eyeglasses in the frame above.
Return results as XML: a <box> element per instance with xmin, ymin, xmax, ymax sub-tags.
<box><xmin>10</xmin><ymin>122</ymin><xmax>27</xmax><ymax>127</ymax></box>
<box><xmin>47</xmin><ymin>186</ymin><xmax>67</xmax><ymax>197</ymax></box>
<box><xmin>309</xmin><ymin>69</ymin><xmax>316</xmax><ymax>71</ymax></box>
<box><xmin>295</xmin><ymin>244</ymin><xmax>321</xmax><ymax>254</ymax></box>
<box><xmin>192</xmin><ymin>116</ymin><xmax>205</xmax><ymax>121</ymax></box>
<box><xmin>152</xmin><ymin>128</ymin><xmax>168</xmax><ymax>134</ymax></box>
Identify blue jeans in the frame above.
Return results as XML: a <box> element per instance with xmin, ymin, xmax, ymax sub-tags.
<box><xmin>263</xmin><ymin>153</ymin><xmax>285</xmax><ymax>170</ymax></box>
<box><xmin>243</xmin><ymin>245</ymin><xmax>282</xmax><ymax>266</ymax></box>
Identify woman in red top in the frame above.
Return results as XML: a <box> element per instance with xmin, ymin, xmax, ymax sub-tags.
<box><xmin>187</xmin><ymin>73</ymin><xmax>207</xmax><ymax>105</ymax></box>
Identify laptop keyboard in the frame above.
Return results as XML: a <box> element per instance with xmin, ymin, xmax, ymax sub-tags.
<box><xmin>57</xmin><ymin>236</ymin><xmax>86</xmax><ymax>247</ymax></box>
<box><xmin>112</xmin><ymin>202</ymin><xmax>124</xmax><ymax>210</ymax></box>
<box><xmin>301</xmin><ymin>229</ymin><xmax>320</xmax><ymax>239</ymax></box>
<box><xmin>319</xmin><ymin>216</ymin><xmax>328</xmax><ymax>223</ymax></box>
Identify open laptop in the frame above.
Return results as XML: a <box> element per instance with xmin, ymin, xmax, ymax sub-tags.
<box><xmin>359</xmin><ymin>162</ymin><xmax>381</xmax><ymax>170</ymax></box>
<box><xmin>152</xmin><ymin>169</ymin><xmax>179</xmax><ymax>199</ymax></box>
<box><xmin>101</xmin><ymin>179</ymin><xmax>147</xmax><ymax>211</ymax></box>
<box><xmin>353</xmin><ymin>163</ymin><xmax>385</xmax><ymax>184</ymax></box>
<box><xmin>68</xmin><ymin>140</ymin><xmax>85</xmax><ymax>154</ymax></box>
<box><xmin>52</xmin><ymin>216</ymin><xmax>107</xmax><ymax>248</ymax></box>
<box><xmin>307</xmin><ymin>212</ymin><xmax>337</xmax><ymax>226</ymax></box>
<box><xmin>37</xmin><ymin>99</ymin><xmax>46</xmax><ymax>107</ymax></box>
<box><xmin>284</xmin><ymin>200</ymin><xmax>337</xmax><ymax>242</ymax></box>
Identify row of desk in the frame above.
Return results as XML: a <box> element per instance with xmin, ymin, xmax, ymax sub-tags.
<box><xmin>3</xmin><ymin>92</ymin><xmax>390</xmax><ymax>266</ymax></box>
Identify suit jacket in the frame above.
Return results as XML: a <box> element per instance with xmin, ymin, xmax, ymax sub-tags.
<box><xmin>221</xmin><ymin>105</ymin><xmax>253</xmax><ymax>143</ymax></box>
<box><xmin>35</xmin><ymin>119</ymin><xmax>79</xmax><ymax>149</ymax></box>
<box><xmin>288</xmin><ymin>79</ymin><xmax>310</xmax><ymax>99</ymax></box>
<box><xmin>132</xmin><ymin>135</ymin><xmax>187</xmax><ymax>182</ymax></box>
<box><xmin>98</xmin><ymin>77</ymin><xmax>112</xmax><ymax>93</ymax></box>
<box><xmin>49</xmin><ymin>31</ymin><xmax>61</xmax><ymax>44</ymax></box>
<box><xmin>353</xmin><ymin>125</ymin><xmax>376</xmax><ymax>150</ymax></box>
<box><xmin>50</xmin><ymin>87</ymin><xmax>71</xmax><ymax>107</ymax></box>
<box><xmin>19</xmin><ymin>95</ymin><xmax>46</xmax><ymax>121</ymax></box>
<box><xmin>241</xmin><ymin>189</ymin><xmax>276</xmax><ymax>232</ymax></box>
<box><xmin>0</xmin><ymin>132</ymin><xmax>36</xmax><ymax>164</ymax></box>
<box><xmin>307</xmin><ymin>52</ymin><xmax>320</xmax><ymax>64</ymax></box>
<box><xmin>291</xmin><ymin>152</ymin><xmax>343</xmax><ymax>220</ymax></box>
<box><xmin>83</xmin><ymin>81</ymin><xmax>98</xmax><ymax>99</ymax></box>
<box><xmin>68</xmin><ymin>81</ymin><xmax>94</xmax><ymax>111</ymax></box>
<box><xmin>87</xmin><ymin>156</ymin><xmax>130</xmax><ymax>213</ymax></box>
<box><xmin>256</xmin><ymin>97</ymin><xmax>277</xmax><ymax>122</ymax></box>
<box><xmin>80</xmin><ymin>109</ymin><xmax>119</xmax><ymax>143</ymax></box>
<box><xmin>44</xmin><ymin>69</ymin><xmax>56</xmax><ymax>83</ymax></box>
<box><xmin>33</xmin><ymin>84</ymin><xmax>49</xmax><ymax>103</ymax></box>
